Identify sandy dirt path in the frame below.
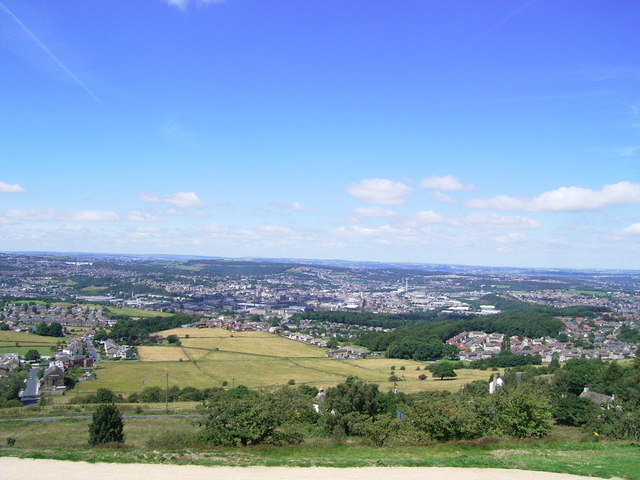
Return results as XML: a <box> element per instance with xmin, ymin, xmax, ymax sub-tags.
<box><xmin>0</xmin><ymin>457</ymin><xmax>619</xmax><ymax>480</ymax></box>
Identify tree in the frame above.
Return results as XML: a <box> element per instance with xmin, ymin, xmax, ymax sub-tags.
<box><xmin>198</xmin><ymin>388</ymin><xmax>303</xmax><ymax>446</ymax></box>
<box><xmin>24</xmin><ymin>349</ymin><xmax>41</xmax><ymax>361</ymax></box>
<box><xmin>47</xmin><ymin>322</ymin><xmax>63</xmax><ymax>337</ymax></box>
<box><xmin>429</xmin><ymin>363</ymin><xmax>457</xmax><ymax>380</ymax></box>
<box><xmin>481</xmin><ymin>386</ymin><xmax>553</xmax><ymax>438</ymax></box>
<box><xmin>326</xmin><ymin>338</ymin><xmax>339</xmax><ymax>349</ymax></box>
<box><xmin>88</xmin><ymin>403</ymin><xmax>124</xmax><ymax>445</ymax></box>
<box><xmin>322</xmin><ymin>377</ymin><xmax>394</xmax><ymax>435</ymax></box>
<box><xmin>35</xmin><ymin>322</ymin><xmax>48</xmax><ymax>336</ymax></box>
<box><xmin>95</xmin><ymin>388</ymin><xmax>117</xmax><ymax>403</ymax></box>
<box><xmin>410</xmin><ymin>395</ymin><xmax>482</xmax><ymax>441</ymax></box>
<box><xmin>139</xmin><ymin>386</ymin><xmax>164</xmax><ymax>403</ymax></box>
<box><xmin>166</xmin><ymin>334</ymin><xmax>180</xmax><ymax>345</ymax></box>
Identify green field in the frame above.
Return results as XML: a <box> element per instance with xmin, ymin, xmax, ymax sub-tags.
<box><xmin>0</xmin><ymin>420</ymin><xmax>637</xmax><ymax>478</ymax></box>
<box><xmin>86</xmin><ymin>305</ymin><xmax>172</xmax><ymax>318</ymax></box>
<box><xmin>79</xmin><ymin>327</ymin><xmax>497</xmax><ymax>397</ymax></box>
<box><xmin>0</xmin><ymin>331</ymin><xmax>61</xmax><ymax>356</ymax></box>
<box><xmin>106</xmin><ymin>306</ymin><xmax>172</xmax><ymax>318</ymax></box>
<box><xmin>566</xmin><ymin>290</ymin><xmax>609</xmax><ymax>296</ymax></box>
<box><xmin>50</xmin><ymin>303</ymin><xmax>171</xmax><ymax>318</ymax></box>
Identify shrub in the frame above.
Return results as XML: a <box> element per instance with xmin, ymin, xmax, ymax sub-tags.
<box><xmin>88</xmin><ymin>403</ymin><xmax>124</xmax><ymax>445</ymax></box>
<box><xmin>410</xmin><ymin>397</ymin><xmax>482</xmax><ymax>441</ymax></box>
<box><xmin>198</xmin><ymin>388</ymin><xmax>305</xmax><ymax>446</ymax></box>
<box><xmin>477</xmin><ymin>386</ymin><xmax>553</xmax><ymax>438</ymax></box>
<box><xmin>95</xmin><ymin>388</ymin><xmax>117</xmax><ymax>404</ymax></box>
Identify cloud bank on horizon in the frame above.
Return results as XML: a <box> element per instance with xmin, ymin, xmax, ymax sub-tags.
<box><xmin>1</xmin><ymin>1</ymin><xmax>639</xmax><ymax>269</ymax></box>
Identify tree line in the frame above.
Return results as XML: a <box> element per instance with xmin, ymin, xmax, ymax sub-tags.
<box><xmin>86</xmin><ymin>357</ymin><xmax>640</xmax><ymax>448</ymax></box>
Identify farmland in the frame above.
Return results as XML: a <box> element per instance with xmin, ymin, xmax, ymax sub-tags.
<box><xmin>78</xmin><ymin>327</ymin><xmax>496</xmax><ymax>397</ymax></box>
<box><xmin>0</xmin><ymin>331</ymin><xmax>60</xmax><ymax>356</ymax></box>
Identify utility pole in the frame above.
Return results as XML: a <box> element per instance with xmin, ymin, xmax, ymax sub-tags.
<box><xmin>165</xmin><ymin>371</ymin><xmax>169</xmax><ymax>413</ymax></box>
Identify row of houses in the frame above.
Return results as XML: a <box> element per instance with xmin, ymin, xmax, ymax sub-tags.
<box><xmin>285</xmin><ymin>332</ymin><xmax>328</xmax><ymax>348</ymax></box>
<box><xmin>326</xmin><ymin>346</ymin><xmax>370</xmax><ymax>359</ymax></box>
<box><xmin>450</xmin><ymin>331</ymin><xmax>637</xmax><ymax>363</ymax></box>
<box><xmin>101</xmin><ymin>340</ymin><xmax>136</xmax><ymax>360</ymax></box>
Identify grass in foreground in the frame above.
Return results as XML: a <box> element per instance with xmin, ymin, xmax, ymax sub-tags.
<box><xmin>0</xmin><ymin>420</ymin><xmax>637</xmax><ymax>479</ymax></box>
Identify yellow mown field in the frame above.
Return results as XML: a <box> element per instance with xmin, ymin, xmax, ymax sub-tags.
<box><xmin>157</xmin><ymin>327</ymin><xmax>325</xmax><ymax>358</ymax></box>
<box><xmin>138</xmin><ymin>346</ymin><xmax>189</xmax><ymax>362</ymax></box>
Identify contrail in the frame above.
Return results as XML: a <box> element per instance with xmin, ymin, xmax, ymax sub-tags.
<box><xmin>0</xmin><ymin>1</ymin><xmax>102</xmax><ymax>105</ymax></box>
<box><xmin>458</xmin><ymin>0</ymin><xmax>540</xmax><ymax>52</ymax></box>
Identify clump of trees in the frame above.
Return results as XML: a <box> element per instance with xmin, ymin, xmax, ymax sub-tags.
<box><xmin>108</xmin><ymin>314</ymin><xmax>198</xmax><ymax>345</ymax></box>
<box><xmin>197</xmin><ymin>386</ymin><xmax>314</xmax><ymax>446</ymax></box>
<box><xmin>0</xmin><ymin>366</ymin><xmax>28</xmax><ymax>407</ymax></box>
<box><xmin>35</xmin><ymin>322</ymin><xmax>63</xmax><ymax>337</ymax></box>
<box><xmin>549</xmin><ymin>357</ymin><xmax>640</xmax><ymax>439</ymax></box>
<box><xmin>24</xmin><ymin>349</ymin><xmax>41</xmax><ymax>361</ymax></box>
<box><xmin>75</xmin><ymin>356</ymin><xmax>640</xmax><ymax>448</ymax></box>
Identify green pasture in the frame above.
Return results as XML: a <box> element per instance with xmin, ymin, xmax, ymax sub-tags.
<box><xmin>0</xmin><ymin>420</ymin><xmax>637</xmax><ymax>479</ymax></box>
<box><xmin>0</xmin><ymin>346</ymin><xmax>55</xmax><ymax>356</ymax></box>
<box><xmin>566</xmin><ymin>290</ymin><xmax>609</xmax><ymax>296</ymax></box>
<box><xmin>0</xmin><ymin>331</ymin><xmax>63</xmax><ymax>344</ymax></box>
<box><xmin>0</xmin><ymin>331</ymin><xmax>61</xmax><ymax>356</ymax></box>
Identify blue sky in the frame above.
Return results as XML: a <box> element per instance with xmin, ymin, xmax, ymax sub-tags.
<box><xmin>1</xmin><ymin>0</ymin><xmax>639</xmax><ymax>269</ymax></box>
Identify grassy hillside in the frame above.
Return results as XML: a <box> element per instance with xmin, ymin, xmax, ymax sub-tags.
<box><xmin>159</xmin><ymin>327</ymin><xmax>326</xmax><ymax>357</ymax></box>
<box><xmin>0</xmin><ymin>331</ymin><xmax>61</xmax><ymax>356</ymax></box>
<box><xmin>79</xmin><ymin>327</ymin><xmax>495</xmax><ymax>396</ymax></box>
<box><xmin>0</xmin><ymin>420</ymin><xmax>637</xmax><ymax>478</ymax></box>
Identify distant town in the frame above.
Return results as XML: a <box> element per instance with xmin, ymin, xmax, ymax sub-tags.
<box><xmin>1</xmin><ymin>253</ymin><xmax>638</xmax><ymax>381</ymax></box>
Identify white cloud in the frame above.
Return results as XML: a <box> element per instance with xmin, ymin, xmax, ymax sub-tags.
<box><xmin>620</xmin><ymin>223</ymin><xmax>640</xmax><ymax>235</ymax></box>
<box><xmin>347</xmin><ymin>178</ymin><xmax>413</xmax><ymax>205</ymax></box>
<box><xmin>164</xmin><ymin>208</ymin><xmax>208</xmax><ymax>217</ymax></box>
<box><xmin>162</xmin><ymin>0</ymin><xmax>188</xmax><ymax>11</ymax></box>
<box><xmin>257</xmin><ymin>225</ymin><xmax>297</xmax><ymax>236</ymax></box>
<box><xmin>352</xmin><ymin>207</ymin><xmax>397</xmax><ymax>218</ymax></box>
<box><xmin>467</xmin><ymin>181</ymin><xmax>640</xmax><ymax>212</ymax></box>
<box><xmin>127</xmin><ymin>226</ymin><xmax>162</xmax><ymax>239</ymax></box>
<box><xmin>127</xmin><ymin>211</ymin><xmax>164</xmax><ymax>222</ymax></box>
<box><xmin>545</xmin><ymin>236</ymin><xmax>570</xmax><ymax>247</ymax></box>
<box><xmin>161</xmin><ymin>0</ymin><xmax>225</xmax><ymax>10</ymax></box>
<box><xmin>611</xmin><ymin>146</ymin><xmax>640</xmax><ymax>157</ymax></box>
<box><xmin>450</xmin><ymin>212</ymin><xmax>540</xmax><ymax>229</ymax></box>
<box><xmin>272</xmin><ymin>201</ymin><xmax>314</xmax><ymax>212</ymax></box>
<box><xmin>1</xmin><ymin>208</ymin><xmax>55</xmax><ymax>221</ymax></box>
<box><xmin>414</xmin><ymin>210</ymin><xmax>443</xmax><ymax>224</ymax></box>
<box><xmin>138</xmin><ymin>191</ymin><xmax>204</xmax><ymax>208</ymax></box>
<box><xmin>332</xmin><ymin>224</ymin><xmax>422</xmax><ymax>244</ymax></box>
<box><xmin>494</xmin><ymin>232</ymin><xmax>528</xmax><ymax>244</ymax></box>
<box><xmin>420</xmin><ymin>175</ymin><xmax>473</xmax><ymax>192</ymax></box>
<box><xmin>0</xmin><ymin>181</ymin><xmax>25</xmax><ymax>193</ymax></box>
<box><xmin>69</xmin><ymin>210</ymin><xmax>119</xmax><ymax>222</ymax></box>
<box><xmin>429</xmin><ymin>191</ymin><xmax>458</xmax><ymax>204</ymax></box>
<box><xmin>1</xmin><ymin>208</ymin><xmax>118</xmax><ymax>222</ymax></box>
